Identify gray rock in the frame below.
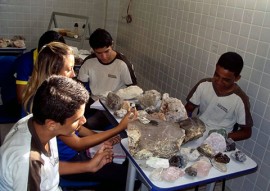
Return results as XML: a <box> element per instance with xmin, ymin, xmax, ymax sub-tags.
<box><xmin>127</xmin><ymin>118</ymin><xmax>186</xmax><ymax>159</ymax></box>
<box><xmin>106</xmin><ymin>92</ymin><xmax>123</xmax><ymax>110</ymax></box>
<box><xmin>179</xmin><ymin>117</ymin><xmax>206</xmax><ymax>144</ymax></box>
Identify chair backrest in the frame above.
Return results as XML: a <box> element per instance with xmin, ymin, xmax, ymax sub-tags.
<box><xmin>0</xmin><ymin>56</ymin><xmax>21</xmax><ymax>123</ymax></box>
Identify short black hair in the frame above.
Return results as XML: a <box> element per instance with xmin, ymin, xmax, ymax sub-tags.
<box><xmin>32</xmin><ymin>75</ymin><xmax>89</xmax><ymax>125</ymax></box>
<box><xmin>217</xmin><ymin>52</ymin><xmax>244</xmax><ymax>77</ymax></box>
<box><xmin>38</xmin><ymin>30</ymin><xmax>66</xmax><ymax>51</ymax></box>
<box><xmin>89</xmin><ymin>28</ymin><xmax>113</xmax><ymax>49</ymax></box>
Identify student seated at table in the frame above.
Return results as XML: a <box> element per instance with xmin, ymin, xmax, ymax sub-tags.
<box><xmin>15</xmin><ymin>30</ymin><xmax>65</xmax><ymax>104</ymax></box>
<box><xmin>0</xmin><ymin>75</ymin><xmax>100</xmax><ymax>190</ymax></box>
<box><xmin>77</xmin><ymin>28</ymin><xmax>137</xmax><ymax>130</ymax></box>
<box><xmin>185</xmin><ymin>52</ymin><xmax>253</xmax><ymax>142</ymax></box>
<box><xmin>22</xmin><ymin>42</ymin><xmax>137</xmax><ymax>191</ymax></box>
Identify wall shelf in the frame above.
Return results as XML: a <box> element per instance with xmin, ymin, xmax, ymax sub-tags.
<box><xmin>48</xmin><ymin>12</ymin><xmax>90</xmax><ymax>48</ymax></box>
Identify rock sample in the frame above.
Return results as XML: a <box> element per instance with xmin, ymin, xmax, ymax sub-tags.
<box><xmin>116</xmin><ymin>85</ymin><xmax>143</xmax><ymax>100</ymax></box>
<box><xmin>137</xmin><ymin>90</ymin><xmax>161</xmax><ymax>110</ymax></box>
<box><xmin>225</xmin><ymin>138</ymin><xmax>236</xmax><ymax>152</ymax></box>
<box><xmin>106</xmin><ymin>92</ymin><xmax>123</xmax><ymax>110</ymax></box>
<box><xmin>169</xmin><ymin>155</ymin><xmax>188</xmax><ymax>168</ymax></box>
<box><xmin>203</xmin><ymin>132</ymin><xmax>226</xmax><ymax>154</ymax></box>
<box><xmin>180</xmin><ymin>148</ymin><xmax>201</xmax><ymax>161</ymax></box>
<box><xmin>231</xmin><ymin>151</ymin><xmax>247</xmax><ymax>162</ymax></box>
<box><xmin>185</xmin><ymin>157</ymin><xmax>212</xmax><ymax>177</ymax></box>
<box><xmin>146</xmin><ymin>157</ymin><xmax>169</xmax><ymax>169</ymax></box>
<box><xmin>160</xmin><ymin>93</ymin><xmax>188</xmax><ymax>122</ymax></box>
<box><xmin>127</xmin><ymin>118</ymin><xmax>186</xmax><ymax>159</ymax></box>
<box><xmin>161</xmin><ymin>167</ymin><xmax>185</xmax><ymax>182</ymax></box>
<box><xmin>179</xmin><ymin>117</ymin><xmax>206</xmax><ymax>144</ymax></box>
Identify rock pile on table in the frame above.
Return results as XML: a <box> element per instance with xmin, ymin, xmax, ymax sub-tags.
<box><xmin>105</xmin><ymin>86</ymin><xmax>246</xmax><ymax>183</ymax></box>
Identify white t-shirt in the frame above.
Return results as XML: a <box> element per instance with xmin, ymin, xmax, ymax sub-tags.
<box><xmin>78</xmin><ymin>52</ymin><xmax>136</xmax><ymax>96</ymax></box>
<box><xmin>0</xmin><ymin>114</ymin><xmax>61</xmax><ymax>191</ymax></box>
<box><xmin>186</xmin><ymin>79</ymin><xmax>253</xmax><ymax>133</ymax></box>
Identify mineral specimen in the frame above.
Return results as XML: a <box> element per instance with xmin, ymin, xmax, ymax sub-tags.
<box><xmin>160</xmin><ymin>93</ymin><xmax>188</xmax><ymax>122</ymax></box>
<box><xmin>114</xmin><ymin>108</ymin><xmax>127</xmax><ymax>118</ymax></box>
<box><xmin>231</xmin><ymin>151</ymin><xmax>247</xmax><ymax>162</ymax></box>
<box><xmin>149</xmin><ymin>168</ymin><xmax>163</xmax><ymax>181</ymax></box>
<box><xmin>179</xmin><ymin>117</ymin><xmax>206</xmax><ymax>144</ymax></box>
<box><xmin>127</xmin><ymin>118</ymin><xmax>186</xmax><ymax>159</ymax></box>
<box><xmin>150</xmin><ymin>112</ymin><xmax>166</xmax><ymax>121</ymax></box>
<box><xmin>134</xmin><ymin>149</ymin><xmax>153</xmax><ymax>160</ymax></box>
<box><xmin>185</xmin><ymin>166</ymin><xmax>197</xmax><ymax>176</ymax></box>
<box><xmin>197</xmin><ymin>144</ymin><xmax>215</xmax><ymax>158</ymax></box>
<box><xmin>203</xmin><ymin>132</ymin><xmax>226</xmax><ymax>154</ymax></box>
<box><xmin>214</xmin><ymin>152</ymin><xmax>230</xmax><ymax>164</ymax></box>
<box><xmin>106</xmin><ymin>92</ymin><xmax>123</xmax><ymax>110</ymax></box>
<box><xmin>146</xmin><ymin>157</ymin><xmax>169</xmax><ymax>169</ymax></box>
<box><xmin>180</xmin><ymin>148</ymin><xmax>201</xmax><ymax>161</ymax></box>
<box><xmin>225</xmin><ymin>138</ymin><xmax>236</xmax><ymax>152</ymax></box>
<box><xmin>161</xmin><ymin>167</ymin><xmax>185</xmax><ymax>182</ymax></box>
<box><xmin>211</xmin><ymin>159</ymin><xmax>227</xmax><ymax>172</ymax></box>
<box><xmin>190</xmin><ymin>157</ymin><xmax>212</xmax><ymax>177</ymax></box>
<box><xmin>208</xmin><ymin>128</ymin><xmax>228</xmax><ymax>139</ymax></box>
<box><xmin>137</xmin><ymin>90</ymin><xmax>161</xmax><ymax>110</ymax></box>
<box><xmin>169</xmin><ymin>155</ymin><xmax>187</xmax><ymax>168</ymax></box>
<box><xmin>138</xmin><ymin>116</ymin><xmax>151</xmax><ymax>124</ymax></box>
<box><xmin>115</xmin><ymin>85</ymin><xmax>143</xmax><ymax>100</ymax></box>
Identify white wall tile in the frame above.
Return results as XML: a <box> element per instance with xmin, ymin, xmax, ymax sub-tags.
<box><xmin>117</xmin><ymin>1</ymin><xmax>270</xmax><ymax>190</ymax></box>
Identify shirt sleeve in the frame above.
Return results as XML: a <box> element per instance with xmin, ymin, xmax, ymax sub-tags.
<box><xmin>77</xmin><ymin>62</ymin><xmax>90</xmax><ymax>82</ymax></box>
<box><xmin>120</xmin><ymin>63</ymin><xmax>134</xmax><ymax>86</ymax></box>
<box><xmin>15</xmin><ymin>51</ymin><xmax>34</xmax><ymax>85</ymax></box>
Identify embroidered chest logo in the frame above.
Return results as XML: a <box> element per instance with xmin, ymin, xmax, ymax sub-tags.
<box><xmin>217</xmin><ymin>103</ymin><xmax>228</xmax><ymax>113</ymax></box>
<box><xmin>108</xmin><ymin>74</ymin><xmax>117</xmax><ymax>78</ymax></box>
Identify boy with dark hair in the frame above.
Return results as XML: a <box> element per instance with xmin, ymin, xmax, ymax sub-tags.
<box><xmin>78</xmin><ymin>28</ymin><xmax>137</xmax><ymax>130</ymax></box>
<box><xmin>185</xmin><ymin>52</ymin><xmax>253</xmax><ymax>141</ymax></box>
<box><xmin>78</xmin><ymin>28</ymin><xmax>137</xmax><ymax>98</ymax></box>
<box><xmin>0</xmin><ymin>76</ymin><xmax>113</xmax><ymax>191</ymax></box>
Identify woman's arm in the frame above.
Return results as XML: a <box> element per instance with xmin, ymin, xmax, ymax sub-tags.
<box><xmin>58</xmin><ymin>110</ymin><xmax>137</xmax><ymax>151</ymax></box>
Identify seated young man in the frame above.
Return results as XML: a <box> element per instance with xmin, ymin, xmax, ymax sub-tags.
<box><xmin>0</xmin><ymin>76</ymin><xmax>113</xmax><ymax>191</ymax></box>
<box><xmin>78</xmin><ymin>28</ymin><xmax>137</xmax><ymax>130</ymax></box>
<box><xmin>185</xmin><ymin>52</ymin><xmax>253</xmax><ymax>142</ymax></box>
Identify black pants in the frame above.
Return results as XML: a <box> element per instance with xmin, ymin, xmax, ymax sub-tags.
<box><xmin>84</xmin><ymin>98</ymin><xmax>113</xmax><ymax>131</ymax></box>
<box><xmin>61</xmin><ymin>151</ymin><xmax>128</xmax><ymax>191</ymax></box>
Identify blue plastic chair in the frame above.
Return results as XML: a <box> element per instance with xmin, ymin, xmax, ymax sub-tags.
<box><xmin>0</xmin><ymin>56</ymin><xmax>21</xmax><ymax>124</ymax></box>
<box><xmin>59</xmin><ymin>177</ymin><xmax>100</xmax><ymax>191</ymax></box>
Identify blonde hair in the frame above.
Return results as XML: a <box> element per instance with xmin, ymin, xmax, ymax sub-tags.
<box><xmin>23</xmin><ymin>42</ymin><xmax>74</xmax><ymax>113</ymax></box>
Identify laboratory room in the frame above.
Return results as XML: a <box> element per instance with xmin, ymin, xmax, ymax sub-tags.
<box><xmin>0</xmin><ymin>1</ymin><xmax>270</xmax><ymax>191</ymax></box>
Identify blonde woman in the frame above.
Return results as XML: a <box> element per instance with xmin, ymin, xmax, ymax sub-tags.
<box><xmin>23</xmin><ymin>41</ymin><xmax>75</xmax><ymax>113</ymax></box>
<box><xmin>22</xmin><ymin>41</ymin><xmax>137</xmax><ymax>191</ymax></box>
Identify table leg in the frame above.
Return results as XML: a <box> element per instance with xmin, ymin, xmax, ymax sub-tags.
<box><xmin>140</xmin><ymin>183</ymin><xmax>148</xmax><ymax>191</ymax></box>
<box><xmin>205</xmin><ymin>182</ymin><xmax>216</xmax><ymax>191</ymax></box>
<box><xmin>126</xmin><ymin>159</ymin><xmax>136</xmax><ymax>191</ymax></box>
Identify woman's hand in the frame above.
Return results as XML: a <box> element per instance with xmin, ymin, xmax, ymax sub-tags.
<box><xmin>118</xmin><ymin>107</ymin><xmax>138</xmax><ymax>130</ymax></box>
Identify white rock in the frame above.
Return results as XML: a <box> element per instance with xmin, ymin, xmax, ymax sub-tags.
<box><xmin>146</xmin><ymin>157</ymin><xmax>170</xmax><ymax>169</ymax></box>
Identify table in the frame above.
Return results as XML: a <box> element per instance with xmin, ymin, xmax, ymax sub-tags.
<box><xmin>99</xmin><ymin>100</ymin><xmax>258</xmax><ymax>191</ymax></box>
<box><xmin>121</xmin><ymin>138</ymin><xmax>257</xmax><ymax>191</ymax></box>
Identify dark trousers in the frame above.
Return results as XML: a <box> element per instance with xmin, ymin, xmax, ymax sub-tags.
<box><xmin>84</xmin><ymin>98</ymin><xmax>113</xmax><ymax>131</ymax></box>
<box><xmin>61</xmin><ymin>151</ymin><xmax>128</xmax><ymax>191</ymax></box>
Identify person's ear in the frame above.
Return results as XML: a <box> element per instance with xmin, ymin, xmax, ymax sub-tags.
<box><xmin>235</xmin><ymin>75</ymin><xmax>241</xmax><ymax>82</ymax></box>
<box><xmin>45</xmin><ymin>119</ymin><xmax>58</xmax><ymax>131</ymax></box>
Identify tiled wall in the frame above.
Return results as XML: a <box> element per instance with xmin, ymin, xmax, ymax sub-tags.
<box><xmin>0</xmin><ymin>0</ymin><xmax>119</xmax><ymax>50</ymax></box>
<box><xmin>116</xmin><ymin>0</ymin><xmax>270</xmax><ymax>191</ymax></box>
